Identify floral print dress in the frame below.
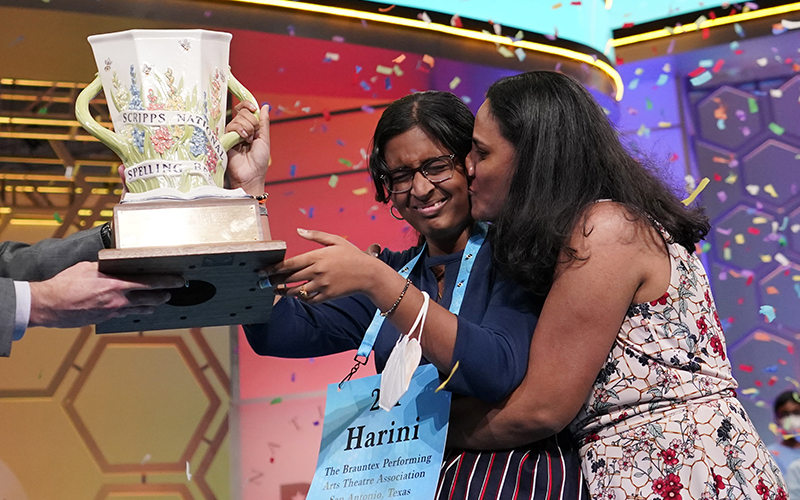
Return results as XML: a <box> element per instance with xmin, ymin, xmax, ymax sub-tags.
<box><xmin>569</xmin><ymin>228</ymin><xmax>785</xmax><ymax>500</ymax></box>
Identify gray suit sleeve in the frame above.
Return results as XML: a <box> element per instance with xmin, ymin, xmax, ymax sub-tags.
<box><xmin>0</xmin><ymin>226</ymin><xmax>105</xmax><ymax>357</ymax></box>
<box><xmin>0</xmin><ymin>278</ymin><xmax>15</xmax><ymax>357</ymax></box>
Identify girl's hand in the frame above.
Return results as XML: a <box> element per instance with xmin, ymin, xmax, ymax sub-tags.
<box><xmin>226</xmin><ymin>101</ymin><xmax>271</xmax><ymax>196</ymax></box>
<box><xmin>265</xmin><ymin>229</ymin><xmax>388</xmax><ymax>304</ymax></box>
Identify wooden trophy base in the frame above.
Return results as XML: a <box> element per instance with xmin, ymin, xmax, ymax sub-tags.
<box><xmin>95</xmin><ymin>197</ymin><xmax>286</xmax><ymax>333</ymax></box>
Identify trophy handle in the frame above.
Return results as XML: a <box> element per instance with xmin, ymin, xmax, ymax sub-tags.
<box><xmin>75</xmin><ymin>75</ymin><xmax>131</xmax><ymax>162</ymax></box>
<box><xmin>221</xmin><ymin>71</ymin><xmax>261</xmax><ymax>151</ymax></box>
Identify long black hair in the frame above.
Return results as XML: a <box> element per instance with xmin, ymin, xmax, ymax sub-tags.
<box><xmin>486</xmin><ymin>71</ymin><xmax>710</xmax><ymax>296</ymax></box>
<box><xmin>368</xmin><ymin>91</ymin><xmax>474</xmax><ymax>203</ymax></box>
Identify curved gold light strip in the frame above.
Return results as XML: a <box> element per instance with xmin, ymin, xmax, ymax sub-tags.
<box><xmin>224</xmin><ymin>0</ymin><xmax>624</xmax><ymax>100</ymax></box>
<box><xmin>612</xmin><ymin>2</ymin><xmax>800</xmax><ymax>47</ymax></box>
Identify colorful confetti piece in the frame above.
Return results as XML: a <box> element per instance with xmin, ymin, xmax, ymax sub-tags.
<box><xmin>760</xmin><ymin>305</ymin><xmax>776</xmax><ymax>322</ymax></box>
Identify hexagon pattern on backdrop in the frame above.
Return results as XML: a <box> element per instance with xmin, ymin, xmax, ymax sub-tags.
<box><xmin>0</xmin><ymin>326</ymin><xmax>231</xmax><ymax>500</ymax></box>
<box><xmin>693</xmin><ymin>75</ymin><xmax>800</xmax><ymax>442</ymax></box>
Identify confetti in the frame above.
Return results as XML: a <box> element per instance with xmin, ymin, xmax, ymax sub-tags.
<box><xmin>756</xmin><ymin>57</ymin><xmax>768</xmax><ymax>67</ymax></box>
<box><xmin>418</xmin><ymin>12</ymin><xmax>432</xmax><ymax>24</ymax></box>
<box><xmin>690</xmin><ymin>71</ymin><xmax>712</xmax><ymax>86</ymax></box>
<box><xmin>682</xmin><ymin>177</ymin><xmax>710</xmax><ymax>206</ymax></box>
<box><xmin>656</xmin><ymin>74</ymin><xmax>669</xmax><ymax>86</ymax></box>
<box><xmin>436</xmin><ymin>361</ymin><xmax>459</xmax><ymax>392</ymax></box>
<box><xmin>760</xmin><ymin>305</ymin><xmax>777</xmax><ymax>322</ymax></box>
<box><xmin>497</xmin><ymin>46</ymin><xmax>515</xmax><ymax>58</ymax></box>
<box><xmin>422</xmin><ymin>54</ymin><xmax>435</xmax><ymax>67</ymax></box>
<box><xmin>392</xmin><ymin>54</ymin><xmax>406</xmax><ymax>64</ymax></box>
<box><xmin>769</xmin><ymin>123</ymin><xmax>785</xmax><ymax>135</ymax></box>
<box><xmin>748</xmin><ymin>98</ymin><xmax>759</xmax><ymax>113</ymax></box>
<box><xmin>782</xmin><ymin>19</ymin><xmax>800</xmax><ymax>30</ymax></box>
<box><xmin>746</xmin><ymin>184</ymin><xmax>760</xmax><ymax>195</ymax></box>
<box><xmin>763</xmin><ymin>184</ymin><xmax>779</xmax><ymax>197</ymax></box>
<box><xmin>332</xmin><ymin>36</ymin><xmax>345</xmax><ymax>43</ymax></box>
<box><xmin>270</xmin><ymin>397</ymin><xmax>282</xmax><ymax>404</ymax></box>
<box><xmin>492</xmin><ymin>22</ymin><xmax>503</xmax><ymax>36</ymax></box>
<box><xmin>766</xmin><ymin>286</ymin><xmax>779</xmax><ymax>295</ymax></box>
<box><xmin>734</xmin><ymin>23</ymin><xmax>745</xmax><ymax>37</ymax></box>
<box><xmin>338</xmin><ymin>158</ymin><xmax>352</xmax><ymax>167</ymax></box>
<box><xmin>515</xmin><ymin>47</ymin><xmax>526</xmax><ymax>61</ymax></box>
<box><xmin>740</xmin><ymin>364</ymin><xmax>754</xmax><ymax>372</ymax></box>
<box><xmin>352</xmin><ymin>187</ymin><xmax>368</xmax><ymax>196</ymax></box>
<box><xmin>773</xmin><ymin>24</ymin><xmax>788</xmax><ymax>35</ymax></box>
<box><xmin>378</xmin><ymin>4</ymin><xmax>396</xmax><ymax>12</ymax></box>
<box><xmin>328</xmin><ymin>175</ymin><xmax>339</xmax><ymax>188</ymax></box>
<box><xmin>775</xmin><ymin>253</ymin><xmax>790</xmax><ymax>266</ymax></box>
<box><xmin>393</xmin><ymin>65</ymin><xmax>403</xmax><ymax>76</ymax></box>
<box><xmin>449</xmin><ymin>76</ymin><xmax>461</xmax><ymax>90</ymax></box>
<box><xmin>323</xmin><ymin>52</ymin><xmax>340</xmax><ymax>62</ymax></box>
<box><xmin>450</xmin><ymin>14</ymin><xmax>462</xmax><ymax>27</ymax></box>
<box><xmin>376</xmin><ymin>65</ymin><xmax>392</xmax><ymax>75</ymax></box>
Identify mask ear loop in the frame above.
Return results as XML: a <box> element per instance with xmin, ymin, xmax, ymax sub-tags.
<box><xmin>407</xmin><ymin>291</ymin><xmax>430</xmax><ymax>344</ymax></box>
<box><xmin>338</xmin><ymin>292</ymin><xmax>430</xmax><ymax>391</ymax></box>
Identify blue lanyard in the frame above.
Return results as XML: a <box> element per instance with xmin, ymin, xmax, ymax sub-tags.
<box><xmin>355</xmin><ymin>222</ymin><xmax>487</xmax><ymax>359</ymax></box>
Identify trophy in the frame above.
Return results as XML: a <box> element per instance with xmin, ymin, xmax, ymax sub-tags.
<box><xmin>75</xmin><ymin>29</ymin><xmax>285</xmax><ymax>333</ymax></box>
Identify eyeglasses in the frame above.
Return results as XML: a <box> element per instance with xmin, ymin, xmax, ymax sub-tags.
<box><xmin>381</xmin><ymin>154</ymin><xmax>456</xmax><ymax>194</ymax></box>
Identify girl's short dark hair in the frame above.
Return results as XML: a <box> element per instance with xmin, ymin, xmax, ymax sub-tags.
<box><xmin>368</xmin><ymin>91</ymin><xmax>474</xmax><ymax>203</ymax></box>
<box><xmin>486</xmin><ymin>71</ymin><xmax>710</xmax><ymax>296</ymax></box>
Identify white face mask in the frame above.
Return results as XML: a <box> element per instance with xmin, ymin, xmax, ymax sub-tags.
<box><xmin>379</xmin><ymin>292</ymin><xmax>430</xmax><ymax>411</ymax></box>
<box><xmin>781</xmin><ymin>414</ymin><xmax>800</xmax><ymax>434</ymax></box>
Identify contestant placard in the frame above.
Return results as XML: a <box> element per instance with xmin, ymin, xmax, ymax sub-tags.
<box><xmin>307</xmin><ymin>364</ymin><xmax>450</xmax><ymax>500</ymax></box>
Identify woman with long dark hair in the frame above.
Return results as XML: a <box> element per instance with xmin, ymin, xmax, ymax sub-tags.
<box><xmin>448</xmin><ymin>71</ymin><xmax>785</xmax><ymax>499</ymax></box>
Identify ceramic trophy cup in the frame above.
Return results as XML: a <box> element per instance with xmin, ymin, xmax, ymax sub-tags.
<box><xmin>76</xmin><ymin>29</ymin><xmax>285</xmax><ymax>333</ymax></box>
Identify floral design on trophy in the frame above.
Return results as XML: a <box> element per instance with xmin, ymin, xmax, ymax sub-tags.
<box><xmin>75</xmin><ymin>29</ymin><xmax>285</xmax><ymax>334</ymax></box>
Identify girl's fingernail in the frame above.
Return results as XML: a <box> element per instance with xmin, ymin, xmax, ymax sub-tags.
<box><xmin>297</xmin><ymin>228</ymin><xmax>308</xmax><ymax>235</ymax></box>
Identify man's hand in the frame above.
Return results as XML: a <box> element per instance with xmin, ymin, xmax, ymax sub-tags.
<box><xmin>28</xmin><ymin>262</ymin><xmax>185</xmax><ymax>328</ymax></box>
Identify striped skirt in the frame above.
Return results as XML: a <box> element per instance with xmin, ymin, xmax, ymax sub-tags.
<box><xmin>436</xmin><ymin>432</ymin><xmax>588</xmax><ymax>500</ymax></box>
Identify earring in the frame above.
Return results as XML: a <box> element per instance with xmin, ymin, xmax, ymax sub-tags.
<box><xmin>390</xmin><ymin>206</ymin><xmax>405</xmax><ymax>221</ymax></box>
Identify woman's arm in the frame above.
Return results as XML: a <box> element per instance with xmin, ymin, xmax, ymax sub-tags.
<box><xmin>448</xmin><ymin>203</ymin><xmax>671</xmax><ymax>449</ymax></box>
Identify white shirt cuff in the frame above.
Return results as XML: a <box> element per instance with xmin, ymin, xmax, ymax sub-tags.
<box><xmin>12</xmin><ymin>281</ymin><xmax>31</xmax><ymax>341</ymax></box>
